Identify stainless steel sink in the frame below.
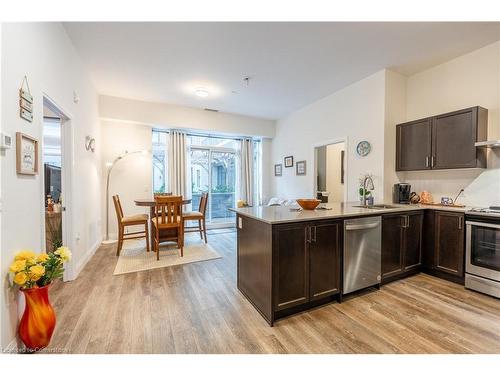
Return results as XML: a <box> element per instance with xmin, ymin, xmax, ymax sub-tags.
<box><xmin>352</xmin><ymin>204</ymin><xmax>399</xmax><ymax>210</ymax></box>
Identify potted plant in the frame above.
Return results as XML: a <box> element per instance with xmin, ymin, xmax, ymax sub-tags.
<box><xmin>9</xmin><ymin>247</ymin><xmax>71</xmax><ymax>352</ymax></box>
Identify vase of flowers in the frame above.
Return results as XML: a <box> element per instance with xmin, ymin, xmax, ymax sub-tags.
<box><xmin>9</xmin><ymin>247</ymin><xmax>71</xmax><ymax>352</ymax></box>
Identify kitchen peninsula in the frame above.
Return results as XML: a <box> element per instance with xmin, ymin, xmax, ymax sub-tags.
<box><xmin>231</xmin><ymin>203</ymin><xmax>468</xmax><ymax>326</ymax></box>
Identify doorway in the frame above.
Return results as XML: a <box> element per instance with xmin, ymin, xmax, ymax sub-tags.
<box><xmin>42</xmin><ymin>96</ymin><xmax>73</xmax><ymax>280</ymax></box>
<box><xmin>189</xmin><ymin>147</ymin><xmax>237</xmax><ymax>227</ymax></box>
<box><xmin>314</xmin><ymin>140</ymin><xmax>346</xmax><ymax>203</ymax></box>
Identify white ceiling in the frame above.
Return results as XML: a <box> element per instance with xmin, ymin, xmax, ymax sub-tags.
<box><xmin>64</xmin><ymin>22</ymin><xmax>500</xmax><ymax>120</ymax></box>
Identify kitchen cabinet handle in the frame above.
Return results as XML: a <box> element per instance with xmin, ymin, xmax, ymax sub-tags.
<box><xmin>345</xmin><ymin>222</ymin><xmax>380</xmax><ymax>231</ymax></box>
<box><xmin>305</xmin><ymin>227</ymin><xmax>311</xmax><ymax>243</ymax></box>
<box><xmin>431</xmin><ymin>156</ymin><xmax>436</xmax><ymax>168</ymax></box>
<box><xmin>458</xmin><ymin>216</ymin><xmax>463</xmax><ymax>230</ymax></box>
<box><xmin>425</xmin><ymin>156</ymin><xmax>430</xmax><ymax>168</ymax></box>
<box><xmin>401</xmin><ymin>215</ymin><xmax>409</xmax><ymax>228</ymax></box>
<box><xmin>312</xmin><ymin>226</ymin><xmax>317</xmax><ymax>243</ymax></box>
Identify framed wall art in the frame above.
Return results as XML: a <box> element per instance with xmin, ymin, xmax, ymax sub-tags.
<box><xmin>16</xmin><ymin>132</ymin><xmax>39</xmax><ymax>175</ymax></box>
<box><xmin>274</xmin><ymin>163</ymin><xmax>282</xmax><ymax>176</ymax></box>
<box><xmin>296</xmin><ymin>160</ymin><xmax>306</xmax><ymax>176</ymax></box>
<box><xmin>284</xmin><ymin>155</ymin><xmax>294</xmax><ymax>168</ymax></box>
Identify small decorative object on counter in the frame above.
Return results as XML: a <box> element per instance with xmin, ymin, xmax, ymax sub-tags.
<box><xmin>9</xmin><ymin>247</ymin><xmax>72</xmax><ymax>352</ymax></box>
<box><xmin>420</xmin><ymin>191</ymin><xmax>434</xmax><ymax>204</ymax></box>
<box><xmin>237</xmin><ymin>200</ymin><xmax>248</xmax><ymax>208</ymax></box>
<box><xmin>296</xmin><ymin>199</ymin><xmax>321</xmax><ymax>210</ymax></box>
<box><xmin>441</xmin><ymin>197</ymin><xmax>453</xmax><ymax>205</ymax></box>
<box><xmin>410</xmin><ymin>192</ymin><xmax>421</xmax><ymax>204</ymax></box>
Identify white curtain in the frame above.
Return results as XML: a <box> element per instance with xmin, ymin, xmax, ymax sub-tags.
<box><xmin>239</xmin><ymin>138</ymin><xmax>254</xmax><ymax>206</ymax></box>
<box><xmin>168</xmin><ymin>130</ymin><xmax>190</xmax><ymax>198</ymax></box>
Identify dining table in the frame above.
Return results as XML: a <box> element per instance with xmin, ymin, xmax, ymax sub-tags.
<box><xmin>135</xmin><ymin>197</ymin><xmax>192</xmax><ymax>251</ymax></box>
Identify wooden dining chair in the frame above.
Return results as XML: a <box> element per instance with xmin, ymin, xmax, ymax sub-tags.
<box><xmin>183</xmin><ymin>192</ymin><xmax>208</xmax><ymax>243</ymax></box>
<box><xmin>152</xmin><ymin>195</ymin><xmax>184</xmax><ymax>260</ymax></box>
<box><xmin>154</xmin><ymin>192</ymin><xmax>173</xmax><ymax>197</ymax></box>
<box><xmin>112</xmin><ymin>195</ymin><xmax>150</xmax><ymax>256</ymax></box>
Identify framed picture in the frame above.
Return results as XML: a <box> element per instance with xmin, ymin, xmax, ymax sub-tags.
<box><xmin>340</xmin><ymin>150</ymin><xmax>345</xmax><ymax>184</ymax></box>
<box><xmin>296</xmin><ymin>160</ymin><xmax>306</xmax><ymax>176</ymax></box>
<box><xmin>284</xmin><ymin>155</ymin><xmax>294</xmax><ymax>168</ymax></box>
<box><xmin>16</xmin><ymin>132</ymin><xmax>39</xmax><ymax>175</ymax></box>
<box><xmin>274</xmin><ymin>163</ymin><xmax>282</xmax><ymax>176</ymax></box>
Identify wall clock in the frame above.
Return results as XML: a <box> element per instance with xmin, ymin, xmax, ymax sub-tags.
<box><xmin>356</xmin><ymin>141</ymin><xmax>371</xmax><ymax>157</ymax></box>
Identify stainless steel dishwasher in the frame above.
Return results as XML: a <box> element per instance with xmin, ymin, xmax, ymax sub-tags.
<box><xmin>343</xmin><ymin>216</ymin><xmax>382</xmax><ymax>294</ymax></box>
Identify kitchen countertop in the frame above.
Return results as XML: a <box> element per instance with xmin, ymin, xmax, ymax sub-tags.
<box><xmin>230</xmin><ymin>202</ymin><xmax>471</xmax><ymax>224</ymax></box>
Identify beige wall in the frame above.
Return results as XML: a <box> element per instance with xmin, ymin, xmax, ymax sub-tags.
<box><xmin>272</xmin><ymin>70</ymin><xmax>387</xmax><ymax>202</ymax></box>
<box><xmin>100</xmin><ymin>95</ymin><xmax>276</xmax><ymax>139</ymax></box>
<box><xmin>402</xmin><ymin>41</ymin><xmax>500</xmax><ymax>206</ymax></box>
<box><xmin>384</xmin><ymin>70</ymin><xmax>407</xmax><ymax>201</ymax></box>
<box><xmin>101</xmin><ymin>120</ymin><xmax>152</xmax><ymax>239</ymax></box>
<box><xmin>1</xmin><ymin>23</ymin><xmax>101</xmax><ymax>349</ymax></box>
<box><xmin>325</xmin><ymin>142</ymin><xmax>345</xmax><ymax>202</ymax></box>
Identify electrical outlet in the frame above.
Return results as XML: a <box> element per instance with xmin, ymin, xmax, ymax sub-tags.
<box><xmin>238</xmin><ymin>217</ymin><xmax>243</xmax><ymax>229</ymax></box>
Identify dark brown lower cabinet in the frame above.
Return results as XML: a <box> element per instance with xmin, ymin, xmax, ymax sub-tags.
<box><xmin>422</xmin><ymin>210</ymin><xmax>465</xmax><ymax>283</ymax></box>
<box><xmin>273</xmin><ymin>223</ymin><xmax>309</xmax><ymax>311</ymax></box>
<box><xmin>309</xmin><ymin>221</ymin><xmax>341</xmax><ymax>301</ymax></box>
<box><xmin>273</xmin><ymin>220</ymin><xmax>341</xmax><ymax>312</ymax></box>
<box><xmin>382</xmin><ymin>211</ymin><xmax>423</xmax><ymax>282</ymax></box>
<box><xmin>434</xmin><ymin>211</ymin><xmax>465</xmax><ymax>277</ymax></box>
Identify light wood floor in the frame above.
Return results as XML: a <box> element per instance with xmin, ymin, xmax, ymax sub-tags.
<box><xmin>45</xmin><ymin>229</ymin><xmax>500</xmax><ymax>354</ymax></box>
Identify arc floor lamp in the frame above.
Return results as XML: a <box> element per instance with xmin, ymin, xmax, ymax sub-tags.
<box><xmin>103</xmin><ymin>149</ymin><xmax>148</xmax><ymax>244</ymax></box>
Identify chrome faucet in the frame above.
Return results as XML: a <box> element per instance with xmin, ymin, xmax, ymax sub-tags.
<box><xmin>362</xmin><ymin>175</ymin><xmax>375</xmax><ymax>206</ymax></box>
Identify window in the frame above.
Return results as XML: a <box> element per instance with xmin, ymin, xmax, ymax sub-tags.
<box><xmin>152</xmin><ymin>130</ymin><xmax>262</xmax><ymax>226</ymax></box>
<box><xmin>152</xmin><ymin>130</ymin><xmax>167</xmax><ymax>193</ymax></box>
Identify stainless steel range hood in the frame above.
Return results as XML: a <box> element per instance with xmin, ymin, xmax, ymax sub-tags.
<box><xmin>475</xmin><ymin>140</ymin><xmax>500</xmax><ymax>148</ymax></box>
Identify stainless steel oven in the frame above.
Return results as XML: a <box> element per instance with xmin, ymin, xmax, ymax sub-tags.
<box><xmin>465</xmin><ymin>216</ymin><xmax>500</xmax><ymax>298</ymax></box>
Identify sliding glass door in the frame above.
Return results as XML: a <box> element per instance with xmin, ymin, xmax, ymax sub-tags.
<box><xmin>190</xmin><ymin>148</ymin><xmax>236</xmax><ymax>225</ymax></box>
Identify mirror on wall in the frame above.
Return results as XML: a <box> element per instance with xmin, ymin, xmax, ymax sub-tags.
<box><xmin>315</xmin><ymin>141</ymin><xmax>345</xmax><ymax>203</ymax></box>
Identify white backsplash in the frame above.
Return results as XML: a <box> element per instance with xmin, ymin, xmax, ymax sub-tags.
<box><xmin>400</xmin><ymin>165</ymin><xmax>500</xmax><ymax>207</ymax></box>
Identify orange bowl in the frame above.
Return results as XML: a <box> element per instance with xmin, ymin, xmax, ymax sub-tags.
<box><xmin>296</xmin><ymin>199</ymin><xmax>321</xmax><ymax>210</ymax></box>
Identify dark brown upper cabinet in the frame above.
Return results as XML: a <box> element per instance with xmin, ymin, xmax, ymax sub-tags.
<box><xmin>396</xmin><ymin>118</ymin><xmax>433</xmax><ymax>171</ymax></box>
<box><xmin>396</xmin><ymin>106</ymin><xmax>487</xmax><ymax>171</ymax></box>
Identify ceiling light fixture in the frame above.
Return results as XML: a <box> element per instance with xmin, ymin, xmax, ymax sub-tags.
<box><xmin>194</xmin><ymin>88</ymin><xmax>209</xmax><ymax>98</ymax></box>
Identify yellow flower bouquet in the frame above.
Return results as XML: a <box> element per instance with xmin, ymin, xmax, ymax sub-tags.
<box><xmin>9</xmin><ymin>247</ymin><xmax>72</xmax><ymax>290</ymax></box>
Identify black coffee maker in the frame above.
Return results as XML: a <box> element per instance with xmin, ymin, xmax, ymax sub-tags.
<box><xmin>393</xmin><ymin>183</ymin><xmax>411</xmax><ymax>204</ymax></box>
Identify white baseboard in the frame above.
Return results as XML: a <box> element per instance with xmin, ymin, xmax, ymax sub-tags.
<box><xmin>72</xmin><ymin>239</ymin><xmax>101</xmax><ymax>280</ymax></box>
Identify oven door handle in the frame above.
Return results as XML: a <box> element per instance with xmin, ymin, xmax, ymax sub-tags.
<box><xmin>466</xmin><ymin>221</ymin><xmax>500</xmax><ymax>229</ymax></box>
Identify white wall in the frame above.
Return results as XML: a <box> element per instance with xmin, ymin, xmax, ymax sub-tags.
<box><xmin>101</xmin><ymin>120</ymin><xmax>152</xmax><ymax>239</ymax></box>
<box><xmin>384</xmin><ymin>70</ymin><xmax>407</xmax><ymax>201</ymax></box>
<box><xmin>99</xmin><ymin>97</ymin><xmax>277</xmax><ymax>232</ymax></box>
<box><xmin>261</xmin><ymin>138</ymin><xmax>273</xmax><ymax>204</ymax></box>
<box><xmin>325</xmin><ymin>142</ymin><xmax>345</xmax><ymax>202</ymax></box>
<box><xmin>272</xmin><ymin>70</ymin><xmax>387</xmax><ymax>202</ymax></box>
<box><xmin>100</xmin><ymin>95</ymin><xmax>276</xmax><ymax>139</ymax></box>
<box><xmin>403</xmin><ymin>41</ymin><xmax>500</xmax><ymax>206</ymax></box>
<box><xmin>1</xmin><ymin>23</ymin><xmax>101</xmax><ymax>349</ymax></box>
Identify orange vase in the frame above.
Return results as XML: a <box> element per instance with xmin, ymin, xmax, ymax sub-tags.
<box><xmin>19</xmin><ymin>285</ymin><xmax>56</xmax><ymax>351</ymax></box>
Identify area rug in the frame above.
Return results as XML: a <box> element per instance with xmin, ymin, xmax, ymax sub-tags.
<box><xmin>113</xmin><ymin>238</ymin><xmax>222</xmax><ymax>275</ymax></box>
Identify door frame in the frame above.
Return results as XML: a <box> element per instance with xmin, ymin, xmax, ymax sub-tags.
<box><xmin>190</xmin><ymin>145</ymin><xmax>237</xmax><ymax>228</ymax></box>
<box><xmin>41</xmin><ymin>94</ymin><xmax>75</xmax><ymax>281</ymax></box>
<box><xmin>312</xmin><ymin>137</ymin><xmax>348</xmax><ymax>203</ymax></box>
